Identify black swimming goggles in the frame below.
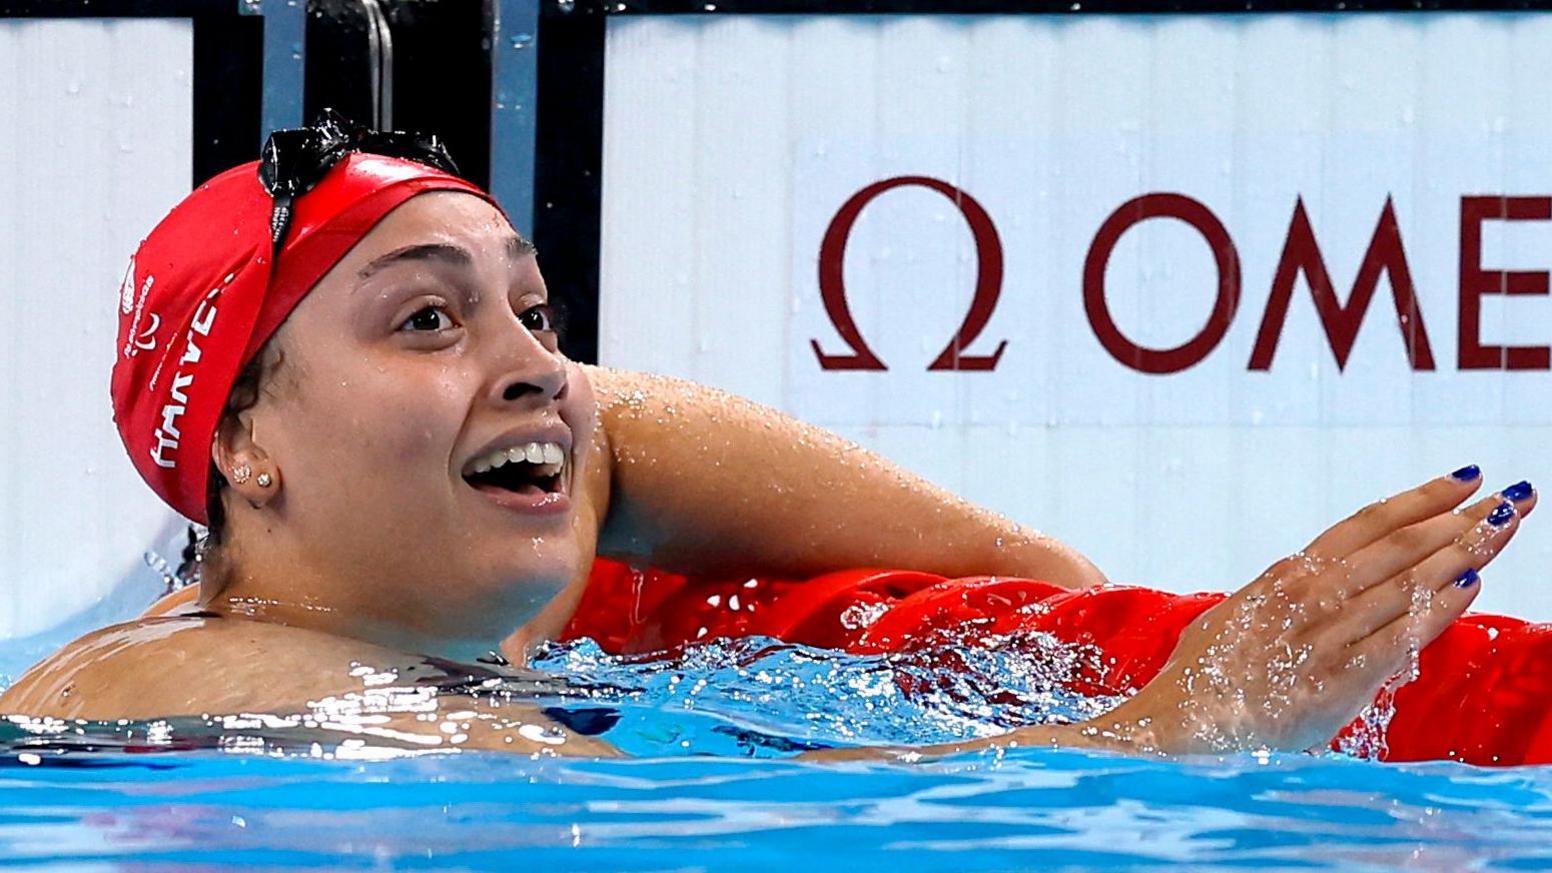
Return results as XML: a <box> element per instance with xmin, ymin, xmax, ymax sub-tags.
<box><xmin>257</xmin><ymin>108</ymin><xmax>460</xmax><ymax>260</ymax></box>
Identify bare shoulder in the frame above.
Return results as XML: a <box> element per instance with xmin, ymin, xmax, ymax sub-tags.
<box><xmin>0</xmin><ymin>617</ymin><xmax>621</xmax><ymax>756</ymax></box>
<box><xmin>0</xmin><ymin>615</ymin><xmax>424</xmax><ymax>721</ymax></box>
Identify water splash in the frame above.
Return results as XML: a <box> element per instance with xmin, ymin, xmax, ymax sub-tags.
<box><xmin>533</xmin><ymin>631</ymin><xmax>1124</xmax><ymax>747</ymax></box>
<box><xmin>1336</xmin><ymin>681</ymin><xmax>1399</xmax><ymax>761</ymax></box>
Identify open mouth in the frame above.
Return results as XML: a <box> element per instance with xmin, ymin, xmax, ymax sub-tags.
<box><xmin>462</xmin><ymin>442</ymin><xmax>567</xmax><ymax>497</ymax></box>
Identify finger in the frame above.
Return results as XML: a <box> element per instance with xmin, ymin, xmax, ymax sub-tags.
<box><xmin>1337</xmin><ymin>483</ymin><xmax>1535</xmax><ymax>600</ymax></box>
<box><xmin>1345</xmin><ymin>566</ymin><xmax>1485</xmax><ymax>684</ymax></box>
<box><xmin>1332</xmin><ymin>495</ymin><xmax>1523</xmax><ymax>645</ymax></box>
<box><xmin>1304</xmin><ymin>466</ymin><xmax>1483</xmax><ymax>561</ymax></box>
<box><xmin>1505</xmin><ymin>479</ymin><xmax>1539</xmax><ymax>518</ymax></box>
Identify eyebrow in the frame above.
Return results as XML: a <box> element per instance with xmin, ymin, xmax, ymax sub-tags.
<box><xmin>357</xmin><ymin>243</ymin><xmax>472</xmax><ymax>280</ymax></box>
<box><xmin>356</xmin><ymin>235</ymin><xmax>536</xmax><ymax>281</ymax></box>
<box><xmin>506</xmin><ymin>234</ymin><xmax>535</xmax><ymax>261</ymax></box>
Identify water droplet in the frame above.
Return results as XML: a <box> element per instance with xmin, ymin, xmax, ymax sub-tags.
<box><xmin>556</xmin><ymin>0</ymin><xmax>575</xmax><ymax>12</ymax></box>
<box><xmin>509</xmin><ymin>32</ymin><xmax>533</xmax><ymax>50</ymax></box>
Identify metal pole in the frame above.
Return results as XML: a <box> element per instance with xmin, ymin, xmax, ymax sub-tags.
<box><xmin>359</xmin><ymin>0</ymin><xmax>394</xmax><ymax>130</ymax></box>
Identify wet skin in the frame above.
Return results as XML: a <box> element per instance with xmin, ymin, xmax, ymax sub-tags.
<box><xmin>0</xmin><ymin>191</ymin><xmax>1534</xmax><ymax>757</ymax></box>
<box><xmin>0</xmin><ymin>191</ymin><xmax>1101</xmax><ymax>752</ymax></box>
<box><xmin>811</xmin><ymin>475</ymin><xmax>1537</xmax><ymax>761</ymax></box>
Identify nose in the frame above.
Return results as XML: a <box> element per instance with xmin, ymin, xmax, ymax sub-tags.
<box><xmin>486</xmin><ymin>326</ymin><xmax>568</xmax><ymax>408</ymax></box>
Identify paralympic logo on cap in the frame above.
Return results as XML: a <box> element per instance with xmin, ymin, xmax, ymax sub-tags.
<box><xmin>119</xmin><ymin>255</ymin><xmax>159</xmax><ymax>360</ymax></box>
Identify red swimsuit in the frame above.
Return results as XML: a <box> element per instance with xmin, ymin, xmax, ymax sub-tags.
<box><xmin>562</xmin><ymin>559</ymin><xmax>1552</xmax><ymax>766</ymax></box>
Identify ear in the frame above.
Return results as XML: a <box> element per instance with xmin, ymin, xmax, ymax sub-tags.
<box><xmin>211</xmin><ymin>409</ymin><xmax>282</xmax><ymax>508</ymax></box>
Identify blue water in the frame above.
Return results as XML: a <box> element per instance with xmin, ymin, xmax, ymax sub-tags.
<box><xmin>5</xmin><ymin>634</ymin><xmax>1552</xmax><ymax>871</ymax></box>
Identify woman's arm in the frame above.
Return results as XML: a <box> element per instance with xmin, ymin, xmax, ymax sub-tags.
<box><xmin>811</xmin><ymin>474</ymin><xmax>1532</xmax><ymax>762</ymax></box>
<box><xmin>583</xmin><ymin>366</ymin><xmax>1106</xmax><ymax>589</ymax></box>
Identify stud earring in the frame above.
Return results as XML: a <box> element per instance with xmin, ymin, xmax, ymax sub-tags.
<box><xmin>256</xmin><ymin>472</ymin><xmax>272</xmax><ymax>488</ymax></box>
<box><xmin>231</xmin><ymin>464</ymin><xmax>252</xmax><ymax>484</ymax></box>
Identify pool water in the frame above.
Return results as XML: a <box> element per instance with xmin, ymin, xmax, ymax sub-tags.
<box><xmin>4</xmin><ymin>634</ymin><xmax>1552</xmax><ymax>871</ymax></box>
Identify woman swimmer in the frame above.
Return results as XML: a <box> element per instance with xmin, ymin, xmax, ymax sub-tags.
<box><xmin>0</xmin><ymin>120</ymin><xmax>1537</xmax><ymax>759</ymax></box>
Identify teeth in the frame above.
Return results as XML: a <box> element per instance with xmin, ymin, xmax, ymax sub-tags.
<box><xmin>468</xmin><ymin>441</ymin><xmax>568</xmax><ymax>477</ymax></box>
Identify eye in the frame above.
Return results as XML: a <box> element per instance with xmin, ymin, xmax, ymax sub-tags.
<box><xmin>518</xmin><ymin>304</ymin><xmax>554</xmax><ymax>333</ymax></box>
<box><xmin>398</xmin><ymin>304</ymin><xmax>454</xmax><ymax>333</ymax></box>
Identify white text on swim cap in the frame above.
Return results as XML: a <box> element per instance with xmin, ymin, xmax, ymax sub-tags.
<box><xmin>117</xmin><ymin>256</ymin><xmax>137</xmax><ymax>314</ymax></box>
<box><xmin>149</xmin><ymin>287</ymin><xmax>221</xmax><ymax>471</ymax></box>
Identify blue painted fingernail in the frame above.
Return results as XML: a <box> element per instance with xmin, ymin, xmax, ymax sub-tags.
<box><xmin>1454</xmin><ymin>569</ymin><xmax>1481</xmax><ymax>588</ymax></box>
<box><xmin>1452</xmin><ymin>465</ymin><xmax>1482</xmax><ymax>481</ymax></box>
<box><xmin>1488</xmin><ymin>501</ymin><xmax>1516</xmax><ymax>526</ymax></box>
<box><xmin>1504</xmin><ymin>480</ymin><xmax>1535</xmax><ymax>503</ymax></box>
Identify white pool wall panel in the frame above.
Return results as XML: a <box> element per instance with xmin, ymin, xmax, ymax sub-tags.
<box><xmin>599</xmin><ymin>13</ymin><xmax>1552</xmax><ymax>619</ymax></box>
<box><xmin>0</xmin><ymin>19</ymin><xmax>189</xmax><ymax>652</ymax></box>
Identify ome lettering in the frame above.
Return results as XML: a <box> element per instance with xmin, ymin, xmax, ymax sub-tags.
<box><xmin>812</xmin><ymin>177</ymin><xmax>1547</xmax><ymax>375</ymax></box>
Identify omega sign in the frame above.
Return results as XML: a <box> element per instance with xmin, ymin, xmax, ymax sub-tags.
<box><xmin>813</xmin><ymin>176</ymin><xmax>1547</xmax><ymax>375</ymax></box>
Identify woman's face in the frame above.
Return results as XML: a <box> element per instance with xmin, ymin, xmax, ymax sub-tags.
<box><xmin>240</xmin><ymin>191</ymin><xmax>597</xmax><ymax>650</ymax></box>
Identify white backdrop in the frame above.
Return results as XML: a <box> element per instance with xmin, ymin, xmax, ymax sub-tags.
<box><xmin>0</xmin><ymin>19</ymin><xmax>188</xmax><ymax>671</ymax></box>
<box><xmin>599</xmin><ymin>12</ymin><xmax>1552</xmax><ymax>618</ymax></box>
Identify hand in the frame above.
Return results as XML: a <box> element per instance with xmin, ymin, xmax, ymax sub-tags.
<box><xmin>1100</xmin><ymin>470</ymin><xmax>1534</xmax><ymax>756</ymax></box>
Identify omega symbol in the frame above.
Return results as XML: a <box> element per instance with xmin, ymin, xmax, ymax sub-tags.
<box><xmin>812</xmin><ymin>176</ymin><xmax>1008</xmax><ymax>372</ymax></box>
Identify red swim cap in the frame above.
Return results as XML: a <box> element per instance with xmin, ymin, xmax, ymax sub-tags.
<box><xmin>110</xmin><ymin>153</ymin><xmax>494</xmax><ymax>524</ymax></box>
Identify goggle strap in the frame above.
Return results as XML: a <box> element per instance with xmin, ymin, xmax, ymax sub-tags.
<box><xmin>270</xmin><ymin>194</ymin><xmax>294</xmax><ymax>259</ymax></box>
